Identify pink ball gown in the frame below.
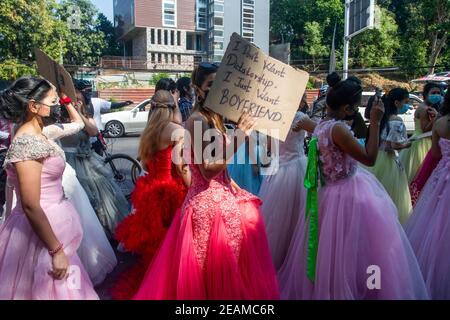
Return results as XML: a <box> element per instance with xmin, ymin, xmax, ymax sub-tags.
<box><xmin>278</xmin><ymin>120</ymin><xmax>428</xmax><ymax>300</ymax></box>
<box><xmin>406</xmin><ymin>138</ymin><xmax>450</xmax><ymax>299</ymax></box>
<box><xmin>133</xmin><ymin>151</ymin><xmax>279</xmax><ymax>300</ymax></box>
<box><xmin>0</xmin><ymin>133</ymin><xmax>98</xmax><ymax>300</ymax></box>
<box><xmin>409</xmin><ymin>149</ymin><xmax>441</xmax><ymax>207</ymax></box>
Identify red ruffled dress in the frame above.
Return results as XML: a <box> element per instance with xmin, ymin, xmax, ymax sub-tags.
<box><xmin>112</xmin><ymin>146</ymin><xmax>187</xmax><ymax>299</ymax></box>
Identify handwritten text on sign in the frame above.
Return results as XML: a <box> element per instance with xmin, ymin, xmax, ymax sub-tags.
<box><xmin>205</xmin><ymin>33</ymin><xmax>309</xmax><ymax>141</ymax></box>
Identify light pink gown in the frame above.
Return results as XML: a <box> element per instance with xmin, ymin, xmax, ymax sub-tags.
<box><xmin>0</xmin><ymin>129</ymin><xmax>98</xmax><ymax>300</ymax></box>
<box><xmin>133</xmin><ymin>144</ymin><xmax>279</xmax><ymax>300</ymax></box>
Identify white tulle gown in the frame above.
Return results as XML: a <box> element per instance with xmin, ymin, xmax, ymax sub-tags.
<box><xmin>259</xmin><ymin>111</ymin><xmax>308</xmax><ymax>271</ymax></box>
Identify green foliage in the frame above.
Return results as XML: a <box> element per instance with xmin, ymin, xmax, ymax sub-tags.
<box><xmin>271</xmin><ymin>0</ymin><xmax>450</xmax><ymax>78</ymax></box>
<box><xmin>97</xmin><ymin>13</ymin><xmax>123</xmax><ymax>57</ymax></box>
<box><xmin>57</xmin><ymin>0</ymin><xmax>107</xmax><ymax>66</ymax></box>
<box><xmin>0</xmin><ymin>0</ymin><xmax>68</xmax><ymax>80</ymax></box>
<box><xmin>149</xmin><ymin>73</ymin><xmax>170</xmax><ymax>86</ymax></box>
<box><xmin>350</xmin><ymin>8</ymin><xmax>400</xmax><ymax>68</ymax></box>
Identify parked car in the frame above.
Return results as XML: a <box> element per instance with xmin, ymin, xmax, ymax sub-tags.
<box><xmin>101</xmin><ymin>99</ymin><xmax>151</xmax><ymax>137</ymax></box>
<box><xmin>358</xmin><ymin>92</ymin><xmax>423</xmax><ymax>134</ymax></box>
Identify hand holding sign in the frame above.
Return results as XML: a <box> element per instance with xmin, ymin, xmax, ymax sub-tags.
<box><xmin>204</xmin><ymin>33</ymin><xmax>309</xmax><ymax>142</ymax></box>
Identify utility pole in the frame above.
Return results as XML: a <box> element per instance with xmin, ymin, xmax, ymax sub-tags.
<box><xmin>343</xmin><ymin>0</ymin><xmax>351</xmax><ymax>80</ymax></box>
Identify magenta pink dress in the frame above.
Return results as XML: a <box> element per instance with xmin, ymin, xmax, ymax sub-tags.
<box><xmin>278</xmin><ymin>120</ymin><xmax>428</xmax><ymax>299</ymax></box>
<box><xmin>0</xmin><ymin>134</ymin><xmax>98</xmax><ymax>300</ymax></box>
<box><xmin>406</xmin><ymin>138</ymin><xmax>450</xmax><ymax>299</ymax></box>
<box><xmin>133</xmin><ymin>160</ymin><xmax>279</xmax><ymax>300</ymax></box>
<box><xmin>409</xmin><ymin>149</ymin><xmax>441</xmax><ymax>207</ymax></box>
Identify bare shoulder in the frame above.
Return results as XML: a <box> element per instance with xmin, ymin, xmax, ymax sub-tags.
<box><xmin>434</xmin><ymin>116</ymin><xmax>450</xmax><ymax>134</ymax></box>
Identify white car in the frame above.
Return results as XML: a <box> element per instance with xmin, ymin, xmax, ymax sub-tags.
<box><xmin>358</xmin><ymin>92</ymin><xmax>424</xmax><ymax>134</ymax></box>
<box><xmin>101</xmin><ymin>99</ymin><xmax>151</xmax><ymax>137</ymax></box>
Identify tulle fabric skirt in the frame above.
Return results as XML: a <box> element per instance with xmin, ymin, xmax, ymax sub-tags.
<box><xmin>65</xmin><ymin>151</ymin><xmax>130</xmax><ymax>237</ymax></box>
<box><xmin>62</xmin><ymin>164</ymin><xmax>117</xmax><ymax>286</ymax></box>
<box><xmin>0</xmin><ymin>201</ymin><xmax>99</xmax><ymax>300</ymax></box>
<box><xmin>112</xmin><ymin>175</ymin><xmax>186</xmax><ymax>300</ymax></box>
<box><xmin>405</xmin><ymin>157</ymin><xmax>450</xmax><ymax>299</ymax></box>
<box><xmin>133</xmin><ymin>197</ymin><xmax>279</xmax><ymax>300</ymax></box>
<box><xmin>278</xmin><ymin>167</ymin><xmax>428</xmax><ymax>300</ymax></box>
<box><xmin>399</xmin><ymin>137</ymin><xmax>432</xmax><ymax>183</ymax></box>
<box><xmin>259</xmin><ymin>157</ymin><xmax>307</xmax><ymax>271</ymax></box>
<box><xmin>365</xmin><ymin>150</ymin><xmax>412</xmax><ymax>224</ymax></box>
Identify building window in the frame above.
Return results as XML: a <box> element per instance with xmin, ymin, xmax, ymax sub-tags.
<box><xmin>177</xmin><ymin>31</ymin><xmax>181</xmax><ymax>46</ymax></box>
<box><xmin>151</xmin><ymin>53</ymin><xmax>156</xmax><ymax>63</ymax></box>
<box><xmin>196</xmin><ymin>0</ymin><xmax>207</xmax><ymax>30</ymax></box>
<box><xmin>158</xmin><ymin>53</ymin><xmax>162</xmax><ymax>63</ymax></box>
<box><xmin>157</xmin><ymin>29</ymin><xmax>162</xmax><ymax>44</ymax></box>
<box><xmin>196</xmin><ymin>34</ymin><xmax>204</xmax><ymax>51</ymax></box>
<box><xmin>186</xmin><ymin>33</ymin><xmax>194</xmax><ymax>50</ymax></box>
<box><xmin>214</xmin><ymin>16</ymin><xmax>223</xmax><ymax>27</ymax></box>
<box><xmin>164</xmin><ymin>30</ymin><xmax>168</xmax><ymax>45</ymax></box>
<box><xmin>150</xmin><ymin>29</ymin><xmax>155</xmax><ymax>44</ymax></box>
<box><xmin>171</xmin><ymin>54</ymin><xmax>175</xmax><ymax>64</ymax></box>
<box><xmin>165</xmin><ymin>53</ymin><xmax>169</xmax><ymax>63</ymax></box>
<box><xmin>170</xmin><ymin>30</ymin><xmax>175</xmax><ymax>45</ymax></box>
<box><xmin>162</xmin><ymin>0</ymin><xmax>176</xmax><ymax>27</ymax></box>
<box><xmin>242</xmin><ymin>0</ymin><xmax>255</xmax><ymax>43</ymax></box>
<box><xmin>177</xmin><ymin>54</ymin><xmax>181</xmax><ymax>64</ymax></box>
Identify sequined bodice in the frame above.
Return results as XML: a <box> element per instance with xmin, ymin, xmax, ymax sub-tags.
<box><xmin>183</xmin><ymin>148</ymin><xmax>260</xmax><ymax>269</ymax></box>
<box><xmin>314</xmin><ymin>120</ymin><xmax>357</xmax><ymax>184</ymax></box>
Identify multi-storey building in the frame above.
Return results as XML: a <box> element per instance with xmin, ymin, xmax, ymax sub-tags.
<box><xmin>109</xmin><ymin>0</ymin><xmax>269</xmax><ymax>72</ymax></box>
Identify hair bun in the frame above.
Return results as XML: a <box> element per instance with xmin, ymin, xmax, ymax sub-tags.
<box><xmin>326</xmin><ymin>72</ymin><xmax>341</xmax><ymax>88</ymax></box>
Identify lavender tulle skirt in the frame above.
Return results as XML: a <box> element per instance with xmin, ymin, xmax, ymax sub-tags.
<box><xmin>278</xmin><ymin>167</ymin><xmax>429</xmax><ymax>300</ymax></box>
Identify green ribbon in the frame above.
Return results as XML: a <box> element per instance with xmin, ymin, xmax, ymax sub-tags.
<box><xmin>304</xmin><ymin>137</ymin><xmax>320</xmax><ymax>282</ymax></box>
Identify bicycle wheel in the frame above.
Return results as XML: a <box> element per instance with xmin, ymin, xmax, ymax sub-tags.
<box><xmin>104</xmin><ymin>154</ymin><xmax>142</xmax><ymax>200</ymax></box>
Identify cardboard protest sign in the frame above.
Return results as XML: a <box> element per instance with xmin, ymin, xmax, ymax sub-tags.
<box><xmin>204</xmin><ymin>33</ymin><xmax>309</xmax><ymax>141</ymax></box>
<box><xmin>34</xmin><ymin>48</ymin><xmax>77</xmax><ymax>102</ymax></box>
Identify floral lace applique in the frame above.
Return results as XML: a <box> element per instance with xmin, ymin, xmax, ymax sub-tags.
<box><xmin>314</xmin><ymin>119</ymin><xmax>357</xmax><ymax>184</ymax></box>
<box><xmin>4</xmin><ymin>134</ymin><xmax>65</xmax><ymax>167</ymax></box>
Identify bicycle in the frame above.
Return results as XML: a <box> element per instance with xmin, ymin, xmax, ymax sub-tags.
<box><xmin>97</xmin><ymin>131</ymin><xmax>142</xmax><ymax>200</ymax></box>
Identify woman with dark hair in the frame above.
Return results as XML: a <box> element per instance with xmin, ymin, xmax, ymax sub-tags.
<box><xmin>406</xmin><ymin>89</ymin><xmax>450</xmax><ymax>299</ymax></box>
<box><xmin>0</xmin><ymin>77</ymin><xmax>98</xmax><ymax>299</ymax></box>
<box><xmin>155</xmin><ymin>78</ymin><xmax>177</xmax><ymax>93</ymax></box>
<box><xmin>399</xmin><ymin>84</ymin><xmax>439</xmax><ymax>183</ymax></box>
<box><xmin>365</xmin><ymin>88</ymin><xmax>413</xmax><ymax>224</ymax></box>
<box><xmin>278</xmin><ymin>78</ymin><xmax>428</xmax><ymax>300</ymax></box>
<box><xmin>133</xmin><ymin>62</ymin><xmax>279</xmax><ymax>299</ymax></box>
<box><xmin>176</xmin><ymin>77</ymin><xmax>194</xmax><ymax>122</ymax></box>
<box><xmin>60</xmin><ymin>86</ymin><xmax>130</xmax><ymax>238</ymax></box>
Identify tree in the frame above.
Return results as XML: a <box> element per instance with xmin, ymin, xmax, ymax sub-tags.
<box><xmin>300</xmin><ymin>22</ymin><xmax>329</xmax><ymax>71</ymax></box>
<box><xmin>96</xmin><ymin>13</ymin><xmax>123</xmax><ymax>57</ymax></box>
<box><xmin>0</xmin><ymin>0</ymin><xmax>68</xmax><ymax>80</ymax></box>
<box><xmin>350</xmin><ymin>8</ymin><xmax>400</xmax><ymax>68</ymax></box>
<box><xmin>57</xmin><ymin>0</ymin><xmax>107</xmax><ymax>66</ymax></box>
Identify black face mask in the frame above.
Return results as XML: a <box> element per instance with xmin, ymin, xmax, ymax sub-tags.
<box><xmin>42</xmin><ymin>105</ymin><xmax>63</xmax><ymax>126</ymax></box>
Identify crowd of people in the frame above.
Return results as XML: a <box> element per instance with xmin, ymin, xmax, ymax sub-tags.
<box><xmin>0</xmin><ymin>60</ymin><xmax>449</xmax><ymax>300</ymax></box>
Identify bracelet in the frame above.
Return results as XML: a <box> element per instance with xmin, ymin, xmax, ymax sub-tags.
<box><xmin>60</xmin><ymin>96</ymin><xmax>72</xmax><ymax>105</ymax></box>
<box><xmin>48</xmin><ymin>243</ymin><xmax>63</xmax><ymax>257</ymax></box>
